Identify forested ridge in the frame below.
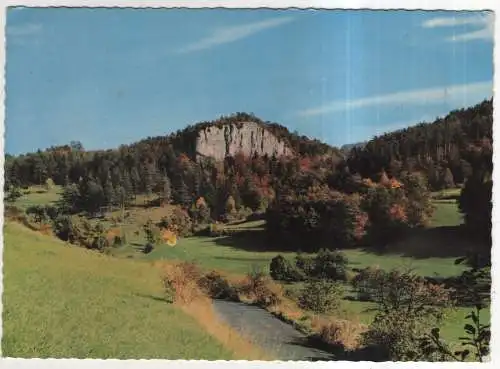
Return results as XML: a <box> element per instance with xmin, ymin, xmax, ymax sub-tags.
<box><xmin>347</xmin><ymin>99</ymin><xmax>492</xmax><ymax>190</ymax></box>
<box><xmin>5</xmin><ymin>100</ymin><xmax>493</xmax><ymax>254</ymax></box>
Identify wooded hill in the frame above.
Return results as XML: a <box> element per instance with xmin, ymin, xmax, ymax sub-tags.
<box><xmin>346</xmin><ymin>99</ymin><xmax>493</xmax><ymax>190</ymax></box>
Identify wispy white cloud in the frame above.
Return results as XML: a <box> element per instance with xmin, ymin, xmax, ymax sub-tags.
<box><xmin>7</xmin><ymin>23</ymin><xmax>43</xmax><ymax>37</ymax></box>
<box><xmin>297</xmin><ymin>81</ymin><xmax>493</xmax><ymax>117</ymax></box>
<box><xmin>422</xmin><ymin>12</ymin><xmax>493</xmax><ymax>42</ymax></box>
<box><xmin>176</xmin><ymin>16</ymin><xmax>294</xmax><ymax>54</ymax></box>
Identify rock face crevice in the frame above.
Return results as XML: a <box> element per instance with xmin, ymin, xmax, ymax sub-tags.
<box><xmin>195</xmin><ymin>122</ymin><xmax>292</xmax><ymax>161</ymax></box>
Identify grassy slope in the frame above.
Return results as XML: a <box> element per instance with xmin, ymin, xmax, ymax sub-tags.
<box><xmin>2</xmin><ymin>221</ymin><xmax>234</xmax><ymax>359</ymax></box>
<box><xmin>7</xmin><ymin>186</ymin><xmax>487</xmax><ymax>355</ymax></box>
<box><xmin>12</xmin><ymin>186</ymin><xmax>63</xmax><ymax>210</ymax></box>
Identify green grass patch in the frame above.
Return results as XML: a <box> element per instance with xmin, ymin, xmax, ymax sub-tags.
<box><xmin>431</xmin><ymin>188</ymin><xmax>462</xmax><ymax>200</ymax></box>
<box><xmin>11</xmin><ymin>185</ymin><xmax>63</xmax><ymax>210</ymax></box>
<box><xmin>430</xmin><ymin>201</ymin><xmax>463</xmax><ymax>228</ymax></box>
<box><xmin>2</xmin><ymin>221</ymin><xmax>235</xmax><ymax>359</ymax></box>
<box><xmin>125</xmin><ymin>231</ymin><xmax>466</xmax><ymax>278</ymax></box>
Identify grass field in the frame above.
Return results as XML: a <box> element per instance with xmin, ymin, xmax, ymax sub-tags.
<box><xmin>116</xmin><ymin>198</ymin><xmax>468</xmax><ymax>278</ymax></box>
<box><xmin>430</xmin><ymin>200</ymin><xmax>463</xmax><ymax>227</ymax></box>
<box><xmin>10</xmin><ymin>186</ymin><xmax>469</xmax><ymax>278</ymax></box>
<box><xmin>4</xmin><ymin>185</ymin><xmax>486</xmax><ymax>359</ymax></box>
<box><xmin>2</xmin><ymin>221</ymin><xmax>243</xmax><ymax>359</ymax></box>
<box><xmin>134</xmin><ymin>234</ymin><xmax>467</xmax><ymax>278</ymax></box>
<box><xmin>11</xmin><ymin>185</ymin><xmax>63</xmax><ymax>210</ymax></box>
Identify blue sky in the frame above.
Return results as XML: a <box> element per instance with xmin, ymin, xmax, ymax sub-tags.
<box><xmin>5</xmin><ymin>8</ymin><xmax>494</xmax><ymax>155</ymax></box>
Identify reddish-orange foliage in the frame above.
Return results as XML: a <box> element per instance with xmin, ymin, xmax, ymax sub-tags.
<box><xmin>178</xmin><ymin>153</ymin><xmax>191</xmax><ymax>164</ymax></box>
<box><xmin>106</xmin><ymin>228</ymin><xmax>121</xmax><ymax>242</ymax></box>
<box><xmin>299</xmin><ymin>156</ymin><xmax>312</xmax><ymax>171</ymax></box>
<box><xmin>162</xmin><ymin>229</ymin><xmax>177</xmax><ymax>246</ymax></box>
<box><xmin>362</xmin><ymin>178</ymin><xmax>377</xmax><ymax>188</ymax></box>
<box><xmin>195</xmin><ymin>197</ymin><xmax>207</xmax><ymax>208</ymax></box>
<box><xmin>389</xmin><ymin>178</ymin><xmax>403</xmax><ymax>189</ymax></box>
<box><xmin>235</xmin><ymin>173</ymin><xmax>245</xmax><ymax>186</ymax></box>
<box><xmin>354</xmin><ymin>213</ymin><xmax>369</xmax><ymax>240</ymax></box>
<box><xmin>379</xmin><ymin>171</ymin><xmax>391</xmax><ymax>186</ymax></box>
<box><xmin>259</xmin><ymin>175</ymin><xmax>270</xmax><ymax>189</ymax></box>
<box><xmin>388</xmin><ymin>204</ymin><xmax>408</xmax><ymax>222</ymax></box>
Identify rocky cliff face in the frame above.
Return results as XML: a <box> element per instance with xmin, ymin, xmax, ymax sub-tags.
<box><xmin>195</xmin><ymin>122</ymin><xmax>293</xmax><ymax>161</ymax></box>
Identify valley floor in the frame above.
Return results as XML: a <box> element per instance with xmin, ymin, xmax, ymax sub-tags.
<box><xmin>3</xmin><ymin>187</ymin><xmax>490</xmax><ymax>360</ymax></box>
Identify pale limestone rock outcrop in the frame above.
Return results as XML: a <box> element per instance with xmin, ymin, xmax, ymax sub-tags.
<box><xmin>195</xmin><ymin>122</ymin><xmax>292</xmax><ymax>161</ymax></box>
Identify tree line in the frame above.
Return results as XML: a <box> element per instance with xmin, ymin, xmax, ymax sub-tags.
<box><xmin>347</xmin><ymin>99</ymin><xmax>492</xmax><ymax>191</ymax></box>
<box><xmin>5</xmin><ymin>102</ymin><xmax>493</xmax><ymax>257</ymax></box>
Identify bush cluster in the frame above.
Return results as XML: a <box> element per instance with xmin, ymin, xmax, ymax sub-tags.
<box><xmin>351</xmin><ymin>266</ymin><xmax>385</xmax><ymax>301</ymax></box>
<box><xmin>52</xmin><ymin>215</ymin><xmax>111</xmax><ymax>251</ymax></box>
<box><xmin>238</xmin><ymin>269</ymin><xmax>283</xmax><ymax>308</ymax></box>
<box><xmin>269</xmin><ymin>255</ymin><xmax>305</xmax><ymax>282</ymax></box>
<box><xmin>298</xmin><ymin>279</ymin><xmax>343</xmax><ymax>314</ymax></box>
<box><xmin>197</xmin><ymin>271</ymin><xmax>239</xmax><ymax>301</ymax></box>
<box><xmin>158</xmin><ymin>207</ymin><xmax>193</xmax><ymax>237</ymax></box>
<box><xmin>270</xmin><ymin>249</ymin><xmax>350</xmax><ymax>283</ymax></box>
<box><xmin>360</xmin><ymin>269</ymin><xmax>452</xmax><ymax>361</ymax></box>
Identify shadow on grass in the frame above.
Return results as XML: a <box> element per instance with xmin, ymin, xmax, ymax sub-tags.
<box><xmin>134</xmin><ymin>293</ymin><xmax>168</xmax><ymax>303</ymax></box>
<box><xmin>287</xmin><ymin>335</ymin><xmax>388</xmax><ymax>361</ymax></box>
<box><xmin>212</xmin><ymin>256</ymin><xmax>273</xmax><ymax>263</ymax></box>
<box><xmin>212</xmin><ymin>230</ymin><xmax>298</xmax><ymax>253</ymax></box>
<box><xmin>362</xmin><ymin>225</ymin><xmax>484</xmax><ymax>259</ymax></box>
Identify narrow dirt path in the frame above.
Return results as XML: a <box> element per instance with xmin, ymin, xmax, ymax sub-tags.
<box><xmin>212</xmin><ymin>300</ymin><xmax>334</xmax><ymax>361</ymax></box>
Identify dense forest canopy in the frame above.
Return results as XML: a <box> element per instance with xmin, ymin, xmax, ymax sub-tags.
<box><xmin>5</xmin><ymin>100</ymin><xmax>493</xmax><ymax>256</ymax></box>
<box><xmin>347</xmin><ymin>99</ymin><xmax>493</xmax><ymax>190</ymax></box>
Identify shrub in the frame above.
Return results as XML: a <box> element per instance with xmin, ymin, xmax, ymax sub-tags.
<box><xmin>351</xmin><ymin>265</ymin><xmax>385</xmax><ymax>301</ymax></box>
<box><xmin>311</xmin><ymin>249</ymin><xmax>349</xmax><ymax>281</ymax></box>
<box><xmin>189</xmin><ymin>198</ymin><xmax>211</xmax><ymax>225</ymax></box>
<box><xmin>298</xmin><ymin>279</ymin><xmax>343</xmax><ymax>314</ymax></box>
<box><xmin>208</xmin><ymin>223</ymin><xmax>226</xmax><ymax>237</ymax></box>
<box><xmin>52</xmin><ymin>214</ymin><xmax>78</xmax><ymax>243</ymax></box>
<box><xmin>26</xmin><ymin>205</ymin><xmax>50</xmax><ymax>224</ymax></box>
<box><xmin>143</xmin><ymin>219</ymin><xmax>162</xmax><ymax>246</ymax></box>
<box><xmin>6</xmin><ymin>186</ymin><xmax>22</xmax><ymax>202</ymax></box>
<box><xmin>160</xmin><ymin>262</ymin><xmax>204</xmax><ymax>304</ymax></box>
<box><xmin>52</xmin><ymin>216</ymin><xmax>112</xmax><ymax>252</ymax></box>
<box><xmin>113</xmin><ymin>234</ymin><xmax>127</xmax><ymax>247</ymax></box>
<box><xmin>316</xmin><ymin>319</ymin><xmax>365</xmax><ymax>351</ymax></box>
<box><xmin>361</xmin><ymin>269</ymin><xmax>452</xmax><ymax>361</ymax></box>
<box><xmin>238</xmin><ymin>269</ymin><xmax>283</xmax><ymax>308</ymax></box>
<box><xmin>269</xmin><ymin>255</ymin><xmax>305</xmax><ymax>282</ymax></box>
<box><xmin>295</xmin><ymin>253</ymin><xmax>315</xmax><ymax>276</ymax></box>
<box><xmin>143</xmin><ymin>243</ymin><xmax>154</xmax><ymax>254</ymax></box>
<box><xmin>158</xmin><ymin>207</ymin><xmax>193</xmax><ymax>237</ymax></box>
<box><xmin>198</xmin><ymin>271</ymin><xmax>239</xmax><ymax>300</ymax></box>
<box><xmin>362</xmin><ymin>310</ymin><xmax>423</xmax><ymax>361</ymax></box>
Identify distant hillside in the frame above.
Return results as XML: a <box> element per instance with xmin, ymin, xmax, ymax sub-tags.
<box><xmin>347</xmin><ymin>99</ymin><xmax>493</xmax><ymax>189</ymax></box>
<box><xmin>163</xmin><ymin>112</ymin><xmax>341</xmax><ymax>160</ymax></box>
<box><xmin>340</xmin><ymin>142</ymin><xmax>367</xmax><ymax>156</ymax></box>
<box><xmin>4</xmin><ymin>112</ymin><xmax>341</xmax><ymax>196</ymax></box>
